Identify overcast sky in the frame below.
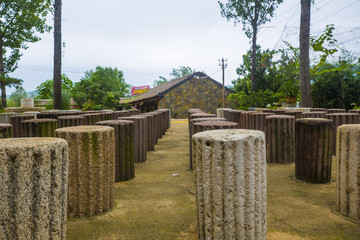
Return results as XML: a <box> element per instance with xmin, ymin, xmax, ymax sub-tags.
<box><xmin>8</xmin><ymin>0</ymin><xmax>360</xmax><ymax>94</ymax></box>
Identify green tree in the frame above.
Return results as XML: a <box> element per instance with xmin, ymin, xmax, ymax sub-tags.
<box><xmin>72</xmin><ymin>66</ymin><xmax>130</xmax><ymax>109</ymax></box>
<box><xmin>35</xmin><ymin>74</ymin><xmax>73</xmax><ymax>100</ymax></box>
<box><xmin>218</xmin><ymin>0</ymin><xmax>283</xmax><ymax>91</ymax></box>
<box><xmin>153</xmin><ymin>66</ymin><xmax>195</xmax><ymax>86</ymax></box>
<box><xmin>0</xmin><ymin>0</ymin><xmax>52</xmax><ymax>108</ymax></box>
<box><xmin>8</xmin><ymin>85</ymin><xmax>27</xmax><ymax>107</ymax></box>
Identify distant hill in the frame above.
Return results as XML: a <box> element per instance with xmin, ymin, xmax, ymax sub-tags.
<box><xmin>6</xmin><ymin>90</ymin><xmax>37</xmax><ymax>99</ymax></box>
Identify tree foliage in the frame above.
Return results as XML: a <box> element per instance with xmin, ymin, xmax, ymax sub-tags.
<box><xmin>153</xmin><ymin>66</ymin><xmax>195</xmax><ymax>86</ymax></box>
<box><xmin>8</xmin><ymin>85</ymin><xmax>27</xmax><ymax>107</ymax></box>
<box><xmin>72</xmin><ymin>66</ymin><xmax>130</xmax><ymax>109</ymax></box>
<box><xmin>218</xmin><ymin>0</ymin><xmax>283</xmax><ymax>91</ymax></box>
<box><xmin>35</xmin><ymin>74</ymin><xmax>73</xmax><ymax>100</ymax></box>
<box><xmin>0</xmin><ymin>0</ymin><xmax>52</xmax><ymax>108</ymax></box>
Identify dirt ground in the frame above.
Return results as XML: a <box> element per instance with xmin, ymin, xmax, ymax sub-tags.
<box><xmin>66</xmin><ymin>120</ymin><xmax>360</xmax><ymax>240</ymax></box>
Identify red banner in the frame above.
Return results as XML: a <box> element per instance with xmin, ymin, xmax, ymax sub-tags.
<box><xmin>131</xmin><ymin>85</ymin><xmax>150</xmax><ymax>96</ymax></box>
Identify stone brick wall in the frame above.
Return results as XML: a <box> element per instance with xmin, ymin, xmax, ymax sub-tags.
<box><xmin>158</xmin><ymin>77</ymin><xmax>231</xmax><ymax>118</ymax></box>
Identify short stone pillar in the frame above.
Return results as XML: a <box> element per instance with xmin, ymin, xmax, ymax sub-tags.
<box><xmin>21</xmin><ymin>98</ymin><xmax>34</xmax><ymax>108</ymax></box>
<box><xmin>37</xmin><ymin>111</ymin><xmax>80</xmax><ymax>120</ymax></box>
<box><xmin>0</xmin><ymin>112</ymin><xmax>21</xmax><ymax>123</ymax></box>
<box><xmin>192</xmin><ymin>129</ymin><xmax>267</xmax><ymax>239</ymax></box>
<box><xmin>118</xmin><ymin>116</ymin><xmax>147</xmax><ymax>163</ymax></box>
<box><xmin>113</xmin><ymin>110</ymin><xmax>131</xmax><ymax>119</ymax></box>
<box><xmin>10</xmin><ymin>114</ymin><xmax>35</xmax><ymax>137</ymax></box>
<box><xmin>0</xmin><ymin>123</ymin><xmax>12</xmax><ymax>138</ymax></box>
<box><xmin>266</xmin><ymin>115</ymin><xmax>295</xmax><ymax>163</ymax></box>
<box><xmin>224</xmin><ymin>109</ymin><xmax>242</xmax><ymax>126</ymax></box>
<box><xmin>155</xmin><ymin>110</ymin><xmax>167</xmax><ymax>136</ymax></box>
<box><xmin>82</xmin><ymin>113</ymin><xmax>101</xmax><ymax>125</ymax></box>
<box><xmin>97</xmin><ymin>120</ymin><xmax>135</xmax><ymax>182</ymax></box>
<box><xmin>151</xmin><ymin>111</ymin><xmax>162</xmax><ymax>143</ymax></box>
<box><xmin>248</xmin><ymin>112</ymin><xmax>274</xmax><ymax>131</ymax></box>
<box><xmin>0</xmin><ymin>138</ymin><xmax>68</xmax><ymax>239</ymax></box>
<box><xmin>216</xmin><ymin>108</ymin><xmax>232</xmax><ymax>118</ymax></box>
<box><xmin>188</xmin><ymin>118</ymin><xmax>227</xmax><ymax>170</ymax></box>
<box><xmin>239</xmin><ymin>111</ymin><xmax>254</xmax><ymax>129</ymax></box>
<box><xmin>158</xmin><ymin>109</ymin><xmax>171</xmax><ymax>131</ymax></box>
<box><xmin>310</xmin><ymin>108</ymin><xmax>327</xmax><ymax>112</ymax></box>
<box><xmin>336</xmin><ymin>124</ymin><xmax>360</xmax><ymax>220</ymax></box>
<box><xmin>188</xmin><ymin>108</ymin><xmax>203</xmax><ymax>118</ymax></box>
<box><xmin>22</xmin><ymin>118</ymin><xmax>58</xmax><ymax>137</ymax></box>
<box><xmin>327</xmin><ymin>108</ymin><xmax>346</xmax><ymax>114</ymax></box>
<box><xmin>295</xmin><ymin>118</ymin><xmax>334</xmax><ymax>183</ymax></box>
<box><xmin>58</xmin><ymin>115</ymin><xmax>84</xmax><ymax>128</ymax></box>
<box><xmin>129</xmin><ymin>109</ymin><xmax>141</xmax><ymax>115</ymax></box>
<box><xmin>142</xmin><ymin>112</ymin><xmax>157</xmax><ymax>150</ymax></box>
<box><xmin>285</xmin><ymin>110</ymin><xmax>303</xmax><ymax>119</ymax></box>
<box><xmin>99</xmin><ymin>112</ymin><xmax>113</xmax><ymax>121</ymax></box>
<box><xmin>55</xmin><ymin>126</ymin><xmax>115</xmax><ymax>218</ymax></box>
<box><xmin>301</xmin><ymin>111</ymin><xmax>327</xmax><ymax>118</ymax></box>
<box><xmin>325</xmin><ymin>113</ymin><xmax>359</xmax><ymax>154</ymax></box>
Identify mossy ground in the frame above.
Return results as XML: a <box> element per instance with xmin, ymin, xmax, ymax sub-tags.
<box><xmin>66</xmin><ymin>120</ymin><xmax>360</xmax><ymax>239</ymax></box>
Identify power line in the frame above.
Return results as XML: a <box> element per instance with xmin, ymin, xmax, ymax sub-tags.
<box><xmin>314</xmin><ymin>0</ymin><xmax>360</xmax><ymax>25</ymax></box>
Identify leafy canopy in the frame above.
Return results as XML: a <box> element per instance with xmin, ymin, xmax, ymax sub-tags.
<box><xmin>72</xmin><ymin>66</ymin><xmax>130</xmax><ymax>109</ymax></box>
<box><xmin>153</xmin><ymin>66</ymin><xmax>195</xmax><ymax>86</ymax></box>
<box><xmin>35</xmin><ymin>74</ymin><xmax>74</xmax><ymax>100</ymax></box>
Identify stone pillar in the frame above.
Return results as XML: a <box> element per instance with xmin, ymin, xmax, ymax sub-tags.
<box><xmin>10</xmin><ymin>114</ymin><xmax>35</xmax><ymax>137</ymax></box>
<box><xmin>55</xmin><ymin>126</ymin><xmax>115</xmax><ymax>218</ymax></box>
<box><xmin>327</xmin><ymin>109</ymin><xmax>346</xmax><ymax>114</ymax></box>
<box><xmin>336</xmin><ymin>124</ymin><xmax>360</xmax><ymax>220</ymax></box>
<box><xmin>295</xmin><ymin>118</ymin><xmax>334</xmax><ymax>183</ymax></box>
<box><xmin>266</xmin><ymin>115</ymin><xmax>295</xmax><ymax>163</ymax></box>
<box><xmin>0</xmin><ymin>123</ymin><xmax>12</xmax><ymax>138</ymax></box>
<box><xmin>301</xmin><ymin>111</ymin><xmax>327</xmax><ymax>118</ymax></box>
<box><xmin>310</xmin><ymin>108</ymin><xmax>327</xmax><ymax>112</ymax></box>
<box><xmin>155</xmin><ymin>110</ymin><xmax>167</xmax><ymax>136</ymax></box>
<box><xmin>0</xmin><ymin>138</ymin><xmax>68</xmax><ymax>239</ymax></box>
<box><xmin>224</xmin><ymin>109</ymin><xmax>242</xmax><ymax>126</ymax></box>
<box><xmin>118</xmin><ymin>116</ymin><xmax>147</xmax><ymax>163</ymax></box>
<box><xmin>21</xmin><ymin>98</ymin><xmax>34</xmax><ymax>108</ymax></box>
<box><xmin>23</xmin><ymin>111</ymin><xmax>40</xmax><ymax>119</ymax></box>
<box><xmin>325</xmin><ymin>113</ymin><xmax>359</xmax><ymax>154</ymax></box>
<box><xmin>37</xmin><ymin>111</ymin><xmax>80</xmax><ymax>120</ymax></box>
<box><xmin>188</xmin><ymin>108</ymin><xmax>204</xmax><ymax>119</ymax></box>
<box><xmin>192</xmin><ymin>129</ymin><xmax>267</xmax><ymax>240</ymax></box>
<box><xmin>216</xmin><ymin>108</ymin><xmax>232</xmax><ymax>118</ymax></box>
<box><xmin>142</xmin><ymin>112</ymin><xmax>157</xmax><ymax>150</ymax></box>
<box><xmin>285</xmin><ymin>110</ymin><xmax>303</xmax><ymax>119</ymax></box>
<box><xmin>0</xmin><ymin>113</ymin><xmax>21</xmax><ymax>123</ymax></box>
<box><xmin>113</xmin><ymin>110</ymin><xmax>131</xmax><ymax>119</ymax></box>
<box><xmin>240</xmin><ymin>111</ymin><xmax>254</xmax><ymax>129</ymax></box>
<box><xmin>248</xmin><ymin>112</ymin><xmax>274</xmax><ymax>132</ymax></box>
<box><xmin>158</xmin><ymin>109</ymin><xmax>171</xmax><ymax>132</ymax></box>
<box><xmin>82</xmin><ymin>113</ymin><xmax>101</xmax><ymax>125</ymax></box>
<box><xmin>151</xmin><ymin>111</ymin><xmax>162</xmax><ymax>143</ymax></box>
<box><xmin>348</xmin><ymin>109</ymin><xmax>360</xmax><ymax>115</ymax></box>
<box><xmin>58</xmin><ymin>115</ymin><xmax>84</xmax><ymax>128</ymax></box>
<box><xmin>22</xmin><ymin>118</ymin><xmax>58</xmax><ymax>137</ymax></box>
<box><xmin>188</xmin><ymin>118</ymin><xmax>227</xmax><ymax>170</ymax></box>
<box><xmin>96</xmin><ymin>120</ymin><xmax>135</xmax><ymax>182</ymax></box>
<box><xmin>129</xmin><ymin>109</ymin><xmax>141</xmax><ymax>115</ymax></box>
<box><xmin>99</xmin><ymin>112</ymin><xmax>113</xmax><ymax>121</ymax></box>
<box><xmin>272</xmin><ymin>109</ymin><xmax>286</xmax><ymax>115</ymax></box>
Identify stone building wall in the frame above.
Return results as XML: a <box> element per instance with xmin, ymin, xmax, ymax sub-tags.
<box><xmin>158</xmin><ymin>78</ymin><xmax>231</xmax><ymax>118</ymax></box>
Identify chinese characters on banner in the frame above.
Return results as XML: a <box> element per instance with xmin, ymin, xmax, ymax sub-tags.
<box><xmin>131</xmin><ymin>85</ymin><xmax>150</xmax><ymax>96</ymax></box>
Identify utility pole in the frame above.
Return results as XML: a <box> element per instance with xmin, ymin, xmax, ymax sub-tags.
<box><xmin>53</xmin><ymin>0</ymin><xmax>62</xmax><ymax>109</ymax></box>
<box><xmin>218</xmin><ymin>58</ymin><xmax>227</xmax><ymax>107</ymax></box>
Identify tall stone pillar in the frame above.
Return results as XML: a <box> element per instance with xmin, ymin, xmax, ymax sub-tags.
<box><xmin>97</xmin><ymin>120</ymin><xmax>135</xmax><ymax>182</ymax></box>
<box><xmin>336</xmin><ymin>124</ymin><xmax>360</xmax><ymax>220</ymax></box>
<box><xmin>55</xmin><ymin>126</ymin><xmax>115</xmax><ymax>218</ymax></box>
<box><xmin>295</xmin><ymin>118</ymin><xmax>334</xmax><ymax>183</ymax></box>
<box><xmin>192</xmin><ymin>129</ymin><xmax>267</xmax><ymax>240</ymax></box>
<box><xmin>266</xmin><ymin>115</ymin><xmax>295</xmax><ymax>163</ymax></box>
<box><xmin>0</xmin><ymin>138</ymin><xmax>68</xmax><ymax>239</ymax></box>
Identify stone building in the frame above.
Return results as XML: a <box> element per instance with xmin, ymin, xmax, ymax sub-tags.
<box><xmin>128</xmin><ymin>72</ymin><xmax>233</xmax><ymax>118</ymax></box>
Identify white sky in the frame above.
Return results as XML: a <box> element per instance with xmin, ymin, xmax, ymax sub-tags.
<box><xmin>8</xmin><ymin>0</ymin><xmax>360</xmax><ymax>94</ymax></box>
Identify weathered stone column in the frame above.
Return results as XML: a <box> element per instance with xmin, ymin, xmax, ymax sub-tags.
<box><xmin>285</xmin><ymin>110</ymin><xmax>303</xmax><ymax>119</ymax></box>
<box><xmin>158</xmin><ymin>109</ymin><xmax>171</xmax><ymax>131</ymax></box>
<box><xmin>224</xmin><ymin>109</ymin><xmax>242</xmax><ymax>126</ymax></box>
<box><xmin>142</xmin><ymin>112</ymin><xmax>157</xmax><ymax>150</ymax></box>
<box><xmin>118</xmin><ymin>116</ymin><xmax>147</xmax><ymax>163</ymax></box>
<box><xmin>55</xmin><ymin>126</ymin><xmax>115</xmax><ymax>218</ymax></box>
<box><xmin>82</xmin><ymin>113</ymin><xmax>101</xmax><ymax>125</ymax></box>
<box><xmin>10</xmin><ymin>114</ymin><xmax>35</xmax><ymax>137</ymax></box>
<box><xmin>113</xmin><ymin>110</ymin><xmax>131</xmax><ymax>119</ymax></box>
<box><xmin>240</xmin><ymin>111</ymin><xmax>254</xmax><ymax>129</ymax></box>
<box><xmin>295</xmin><ymin>118</ymin><xmax>334</xmax><ymax>183</ymax></box>
<box><xmin>248</xmin><ymin>112</ymin><xmax>274</xmax><ymax>131</ymax></box>
<box><xmin>327</xmin><ymin>109</ymin><xmax>346</xmax><ymax>114</ymax></box>
<box><xmin>301</xmin><ymin>111</ymin><xmax>327</xmax><ymax>118</ymax></box>
<box><xmin>188</xmin><ymin>118</ymin><xmax>226</xmax><ymax>170</ymax></box>
<box><xmin>0</xmin><ymin>113</ymin><xmax>21</xmax><ymax>123</ymax></box>
<box><xmin>22</xmin><ymin>118</ymin><xmax>58</xmax><ymax>137</ymax></box>
<box><xmin>58</xmin><ymin>115</ymin><xmax>84</xmax><ymax>128</ymax></box>
<box><xmin>310</xmin><ymin>108</ymin><xmax>327</xmax><ymax>112</ymax></box>
<box><xmin>151</xmin><ymin>111</ymin><xmax>162</xmax><ymax>143</ymax></box>
<box><xmin>348</xmin><ymin>109</ymin><xmax>360</xmax><ymax>115</ymax></box>
<box><xmin>336</xmin><ymin>124</ymin><xmax>360</xmax><ymax>220</ymax></box>
<box><xmin>216</xmin><ymin>108</ymin><xmax>232</xmax><ymax>118</ymax></box>
<box><xmin>0</xmin><ymin>123</ymin><xmax>13</xmax><ymax>138</ymax></box>
<box><xmin>0</xmin><ymin>138</ymin><xmax>68</xmax><ymax>239</ymax></box>
<box><xmin>97</xmin><ymin>120</ymin><xmax>135</xmax><ymax>182</ymax></box>
<box><xmin>266</xmin><ymin>115</ymin><xmax>295</xmax><ymax>163</ymax></box>
<box><xmin>99</xmin><ymin>112</ymin><xmax>113</xmax><ymax>121</ymax></box>
<box><xmin>129</xmin><ymin>109</ymin><xmax>141</xmax><ymax>115</ymax></box>
<box><xmin>37</xmin><ymin>111</ymin><xmax>80</xmax><ymax>120</ymax></box>
<box><xmin>192</xmin><ymin>129</ymin><xmax>267</xmax><ymax>240</ymax></box>
<box><xmin>155</xmin><ymin>110</ymin><xmax>167</xmax><ymax>136</ymax></box>
<box><xmin>325</xmin><ymin>113</ymin><xmax>359</xmax><ymax>154</ymax></box>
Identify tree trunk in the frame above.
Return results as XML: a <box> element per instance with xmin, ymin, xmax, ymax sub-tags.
<box><xmin>0</xmin><ymin>39</ymin><xmax>7</xmax><ymax>108</ymax></box>
<box><xmin>53</xmin><ymin>0</ymin><xmax>62</xmax><ymax>109</ymax></box>
<box><xmin>299</xmin><ymin>0</ymin><xmax>312</xmax><ymax>107</ymax></box>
